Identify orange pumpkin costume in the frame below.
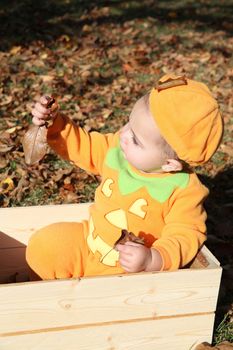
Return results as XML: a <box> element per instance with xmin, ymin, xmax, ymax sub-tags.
<box><xmin>26</xmin><ymin>75</ymin><xmax>223</xmax><ymax>279</ymax></box>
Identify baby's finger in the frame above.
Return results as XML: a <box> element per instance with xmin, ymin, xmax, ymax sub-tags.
<box><xmin>119</xmin><ymin>258</ymin><xmax>129</xmax><ymax>268</ymax></box>
<box><xmin>40</xmin><ymin>95</ymin><xmax>52</xmax><ymax>106</ymax></box>
<box><xmin>115</xmin><ymin>244</ymin><xmax>128</xmax><ymax>252</ymax></box>
<box><xmin>124</xmin><ymin>241</ymin><xmax>141</xmax><ymax>248</ymax></box>
<box><xmin>120</xmin><ymin>262</ymin><xmax>132</xmax><ymax>273</ymax></box>
<box><xmin>31</xmin><ymin>108</ymin><xmax>47</xmax><ymax>120</ymax></box>
<box><xmin>34</xmin><ymin>102</ymin><xmax>50</xmax><ymax>115</ymax></box>
<box><xmin>115</xmin><ymin>244</ymin><xmax>134</xmax><ymax>255</ymax></box>
<box><xmin>32</xmin><ymin>116</ymin><xmax>45</xmax><ymax>126</ymax></box>
<box><xmin>119</xmin><ymin>256</ymin><xmax>131</xmax><ymax>265</ymax></box>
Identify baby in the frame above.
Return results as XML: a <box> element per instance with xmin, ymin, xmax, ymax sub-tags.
<box><xmin>26</xmin><ymin>74</ymin><xmax>223</xmax><ymax>279</ymax></box>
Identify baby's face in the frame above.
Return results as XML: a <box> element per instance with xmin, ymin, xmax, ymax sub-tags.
<box><xmin>120</xmin><ymin>96</ymin><xmax>167</xmax><ymax>172</ymax></box>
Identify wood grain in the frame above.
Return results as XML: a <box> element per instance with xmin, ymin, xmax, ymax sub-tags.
<box><xmin>0</xmin><ymin>267</ymin><xmax>221</xmax><ymax>334</ymax></box>
<box><xmin>0</xmin><ymin>203</ymin><xmax>90</xmax><ymax>245</ymax></box>
<box><xmin>0</xmin><ymin>313</ymin><xmax>215</xmax><ymax>350</ymax></box>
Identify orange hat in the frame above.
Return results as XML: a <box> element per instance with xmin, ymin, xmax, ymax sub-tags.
<box><xmin>149</xmin><ymin>74</ymin><xmax>223</xmax><ymax>166</ymax></box>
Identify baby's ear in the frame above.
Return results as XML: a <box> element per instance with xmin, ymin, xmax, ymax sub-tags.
<box><xmin>161</xmin><ymin>159</ymin><xmax>183</xmax><ymax>172</ymax></box>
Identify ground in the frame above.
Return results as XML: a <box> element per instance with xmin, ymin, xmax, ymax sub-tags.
<box><xmin>0</xmin><ymin>0</ymin><xmax>232</xmax><ymax>343</ymax></box>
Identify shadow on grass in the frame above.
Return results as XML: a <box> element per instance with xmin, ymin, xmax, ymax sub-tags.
<box><xmin>0</xmin><ymin>0</ymin><xmax>232</xmax><ymax>51</ymax></box>
<box><xmin>199</xmin><ymin>167</ymin><xmax>233</xmax><ymax>328</ymax></box>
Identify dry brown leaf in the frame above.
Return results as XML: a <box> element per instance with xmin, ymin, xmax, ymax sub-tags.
<box><xmin>22</xmin><ymin>124</ymin><xmax>48</xmax><ymax>165</ymax></box>
<box><xmin>114</xmin><ymin>229</ymin><xmax>145</xmax><ymax>247</ymax></box>
<box><xmin>0</xmin><ymin>178</ymin><xmax>14</xmax><ymax>194</ymax></box>
<box><xmin>40</xmin><ymin>75</ymin><xmax>54</xmax><ymax>82</ymax></box>
<box><xmin>0</xmin><ymin>143</ymin><xmax>14</xmax><ymax>153</ymax></box>
<box><xmin>220</xmin><ymin>144</ymin><xmax>233</xmax><ymax>157</ymax></box>
<box><xmin>195</xmin><ymin>343</ymin><xmax>213</xmax><ymax>350</ymax></box>
<box><xmin>5</xmin><ymin>126</ymin><xmax>23</xmax><ymax>134</ymax></box>
<box><xmin>9</xmin><ymin>46</ymin><xmax>21</xmax><ymax>55</ymax></box>
<box><xmin>195</xmin><ymin>342</ymin><xmax>233</xmax><ymax>350</ymax></box>
<box><xmin>0</xmin><ymin>95</ymin><xmax>13</xmax><ymax>106</ymax></box>
<box><xmin>216</xmin><ymin>342</ymin><xmax>233</xmax><ymax>350</ymax></box>
<box><xmin>0</xmin><ymin>158</ymin><xmax>7</xmax><ymax>168</ymax></box>
<box><xmin>22</xmin><ymin>96</ymin><xmax>55</xmax><ymax>165</ymax></box>
<box><xmin>102</xmin><ymin>109</ymin><xmax>113</xmax><ymax>119</ymax></box>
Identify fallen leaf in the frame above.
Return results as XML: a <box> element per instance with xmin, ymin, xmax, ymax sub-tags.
<box><xmin>5</xmin><ymin>126</ymin><xmax>22</xmax><ymax>134</ymax></box>
<box><xmin>220</xmin><ymin>144</ymin><xmax>233</xmax><ymax>157</ymax></box>
<box><xmin>168</xmin><ymin>11</ymin><xmax>177</xmax><ymax>18</ymax></box>
<box><xmin>0</xmin><ymin>143</ymin><xmax>14</xmax><ymax>153</ymax></box>
<box><xmin>40</xmin><ymin>75</ymin><xmax>54</xmax><ymax>82</ymax></box>
<box><xmin>0</xmin><ymin>158</ymin><xmax>7</xmax><ymax>168</ymax></box>
<box><xmin>63</xmin><ymin>183</ymin><xmax>74</xmax><ymax>191</ymax></box>
<box><xmin>102</xmin><ymin>109</ymin><xmax>113</xmax><ymax>119</ymax></box>
<box><xmin>122</xmin><ymin>63</ymin><xmax>133</xmax><ymax>72</ymax></box>
<box><xmin>195</xmin><ymin>342</ymin><xmax>233</xmax><ymax>350</ymax></box>
<box><xmin>0</xmin><ymin>95</ymin><xmax>13</xmax><ymax>106</ymax></box>
<box><xmin>82</xmin><ymin>24</ymin><xmax>92</xmax><ymax>32</ymax></box>
<box><xmin>10</xmin><ymin>46</ymin><xmax>21</xmax><ymax>55</ymax></box>
<box><xmin>0</xmin><ymin>178</ymin><xmax>14</xmax><ymax>194</ymax></box>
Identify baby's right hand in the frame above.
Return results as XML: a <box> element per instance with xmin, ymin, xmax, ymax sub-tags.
<box><xmin>31</xmin><ymin>95</ymin><xmax>58</xmax><ymax>126</ymax></box>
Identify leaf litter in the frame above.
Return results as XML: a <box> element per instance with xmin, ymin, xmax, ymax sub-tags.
<box><xmin>0</xmin><ymin>0</ymin><xmax>232</xmax><ymax>344</ymax></box>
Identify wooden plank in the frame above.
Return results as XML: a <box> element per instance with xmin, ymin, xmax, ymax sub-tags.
<box><xmin>0</xmin><ymin>203</ymin><xmax>90</xmax><ymax>245</ymax></box>
<box><xmin>0</xmin><ymin>267</ymin><xmax>221</xmax><ymax>334</ymax></box>
<box><xmin>0</xmin><ymin>313</ymin><xmax>215</xmax><ymax>350</ymax></box>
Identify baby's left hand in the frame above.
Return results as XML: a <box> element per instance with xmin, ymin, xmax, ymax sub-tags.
<box><xmin>116</xmin><ymin>241</ymin><xmax>153</xmax><ymax>273</ymax></box>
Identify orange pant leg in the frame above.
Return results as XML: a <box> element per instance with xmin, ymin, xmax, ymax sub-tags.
<box><xmin>26</xmin><ymin>221</ymin><xmax>89</xmax><ymax>280</ymax></box>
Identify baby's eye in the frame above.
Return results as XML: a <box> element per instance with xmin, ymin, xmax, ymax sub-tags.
<box><xmin>132</xmin><ymin>135</ymin><xmax>139</xmax><ymax>146</ymax></box>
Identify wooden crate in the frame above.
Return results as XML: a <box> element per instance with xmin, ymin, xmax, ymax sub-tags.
<box><xmin>0</xmin><ymin>203</ymin><xmax>222</xmax><ymax>350</ymax></box>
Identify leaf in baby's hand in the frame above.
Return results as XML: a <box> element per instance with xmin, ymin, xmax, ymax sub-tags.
<box><xmin>22</xmin><ymin>96</ymin><xmax>56</xmax><ymax>165</ymax></box>
<box><xmin>22</xmin><ymin>124</ymin><xmax>48</xmax><ymax>165</ymax></box>
<box><xmin>114</xmin><ymin>229</ymin><xmax>145</xmax><ymax>247</ymax></box>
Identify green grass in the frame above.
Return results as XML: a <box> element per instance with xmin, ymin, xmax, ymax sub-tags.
<box><xmin>214</xmin><ymin>309</ymin><xmax>233</xmax><ymax>344</ymax></box>
<box><xmin>17</xmin><ymin>187</ymin><xmax>47</xmax><ymax>206</ymax></box>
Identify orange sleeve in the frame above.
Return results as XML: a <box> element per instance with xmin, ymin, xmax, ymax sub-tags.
<box><xmin>47</xmin><ymin>114</ymin><xmax>117</xmax><ymax>175</ymax></box>
<box><xmin>152</xmin><ymin>174</ymin><xmax>209</xmax><ymax>270</ymax></box>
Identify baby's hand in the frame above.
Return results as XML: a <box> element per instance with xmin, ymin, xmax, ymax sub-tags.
<box><xmin>116</xmin><ymin>242</ymin><xmax>163</xmax><ymax>273</ymax></box>
<box><xmin>31</xmin><ymin>95</ymin><xmax>58</xmax><ymax>126</ymax></box>
<box><xmin>116</xmin><ymin>241</ymin><xmax>152</xmax><ymax>272</ymax></box>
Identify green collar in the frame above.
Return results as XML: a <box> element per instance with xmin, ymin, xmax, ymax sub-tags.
<box><xmin>105</xmin><ymin>146</ymin><xmax>189</xmax><ymax>203</ymax></box>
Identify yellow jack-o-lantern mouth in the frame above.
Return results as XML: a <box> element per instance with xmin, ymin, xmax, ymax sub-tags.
<box><xmin>87</xmin><ymin>177</ymin><xmax>149</xmax><ymax>266</ymax></box>
<box><xmin>87</xmin><ymin>217</ymin><xmax>119</xmax><ymax>266</ymax></box>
